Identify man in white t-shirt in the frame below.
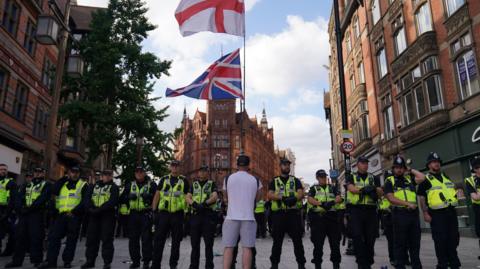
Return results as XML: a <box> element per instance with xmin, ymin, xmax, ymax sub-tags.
<box><xmin>222</xmin><ymin>154</ymin><xmax>262</xmax><ymax>269</ymax></box>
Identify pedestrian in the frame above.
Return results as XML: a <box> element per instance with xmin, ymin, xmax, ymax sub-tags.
<box><xmin>0</xmin><ymin>164</ymin><xmax>17</xmax><ymax>257</ymax></box>
<box><xmin>267</xmin><ymin>158</ymin><xmax>306</xmax><ymax>269</ymax></box>
<box><xmin>39</xmin><ymin>166</ymin><xmax>88</xmax><ymax>269</ymax></box>
<box><xmin>116</xmin><ymin>184</ymin><xmax>130</xmax><ymax>238</ymax></box>
<box><xmin>151</xmin><ymin>160</ymin><xmax>189</xmax><ymax>269</ymax></box>
<box><xmin>81</xmin><ymin>170</ymin><xmax>119</xmax><ymax>269</ymax></box>
<box><xmin>465</xmin><ymin>156</ymin><xmax>480</xmax><ymax>259</ymax></box>
<box><xmin>254</xmin><ymin>198</ymin><xmax>266</xmax><ymax>238</ymax></box>
<box><xmin>222</xmin><ymin>154</ymin><xmax>261</xmax><ymax>269</ymax></box>
<box><xmin>418</xmin><ymin>152</ymin><xmax>461</xmax><ymax>269</ymax></box>
<box><xmin>186</xmin><ymin>164</ymin><xmax>218</xmax><ymax>269</ymax></box>
<box><xmin>307</xmin><ymin>169</ymin><xmax>341</xmax><ymax>269</ymax></box>
<box><xmin>384</xmin><ymin>155</ymin><xmax>426</xmax><ymax>269</ymax></box>
<box><xmin>346</xmin><ymin>156</ymin><xmax>382</xmax><ymax>269</ymax></box>
<box><xmin>124</xmin><ymin>166</ymin><xmax>156</xmax><ymax>269</ymax></box>
<box><xmin>5</xmin><ymin>168</ymin><xmax>50</xmax><ymax>268</ymax></box>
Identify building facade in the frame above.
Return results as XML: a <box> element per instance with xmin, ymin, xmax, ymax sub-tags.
<box><xmin>174</xmin><ymin>100</ymin><xmax>277</xmax><ymax>190</ymax></box>
<box><xmin>0</xmin><ymin>0</ymin><xmax>99</xmax><ymax>179</ymax></box>
<box><xmin>328</xmin><ymin>0</ymin><xmax>480</xmax><ymax>234</ymax></box>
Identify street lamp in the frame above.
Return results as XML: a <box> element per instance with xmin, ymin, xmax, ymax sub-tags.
<box><xmin>36</xmin><ymin>15</ymin><xmax>60</xmax><ymax>45</ymax></box>
<box><xmin>67</xmin><ymin>55</ymin><xmax>84</xmax><ymax>78</ymax></box>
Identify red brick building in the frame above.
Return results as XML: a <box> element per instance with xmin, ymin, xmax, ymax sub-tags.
<box><xmin>0</xmin><ymin>0</ymin><xmax>99</xmax><ymax>179</ymax></box>
<box><xmin>174</xmin><ymin>100</ymin><xmax>277</xmax><ymax>189</ymax></box>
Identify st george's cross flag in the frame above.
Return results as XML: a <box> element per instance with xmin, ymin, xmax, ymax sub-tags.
<box><xmin>166</xmin><ymin>49</ymin><xmax>243</xmax><ymax>100</ymax></box>
<box><xmin>175</xmin><ymin>0</ymin><xmax>245</xmax><ymax>37</ymax></box>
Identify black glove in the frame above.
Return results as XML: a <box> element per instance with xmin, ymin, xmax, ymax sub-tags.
<box><xmin>321</xmin><ymin>201</ymin><xmax>335</xmax><ymax>211</ymax></box>
<box><xmin>129</xmin><ymin>193</ymin><xmax>138</xmax><ymax>200</ymax></box>
<box><xmin>192</xmin><ymin>202</ymin><xmax>201</xmax><ymax>211</ymax></box>
<box><xmin>283</xmin><ymin>196</ymin><xmax>297</xmax><ymax>207</ymax></box>
<box><xmin>141</xmin><ymin>192</ymin><xmax>152</xmax><ymax>201</ymax></box>
<box><xmin>362</xmin><ymin>185</ymin><xmax>375</xmax><ymax>194</ymax></box>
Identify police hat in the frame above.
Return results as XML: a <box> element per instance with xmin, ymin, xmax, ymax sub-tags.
<box><xmin>315</xmin><ymin>169</ymin><xmax>327</xmax><ymax>178</ymax></box>
<box><xmin>34</xmin><ymin>167</ymin><xmax>45</xmax><ymax>173</ymax></box>
<box><xmin>95</xmin><ymin>171</ymin><xmax>101</xmax><ymax>176</ymax></box>
<box><xmin>392</xmin><ymin>155</ymin><xmax>407</xmax><ymax>168</ymax></box>
<box><xmin>135</xmin><ymin>166</ymin><xmax>145</xmax><ymax>172</ymax></box>
<box><xmin>170</xmin><ymin>160</ymin><xmax>181</xmax><ymax>166</ymax></box>
<box><xmin>69</xmin><ymin>166</ymin><xmax>80</xmax><ymax>172</ymax></box>
<box><xmin>26</xmin><ymin>171</ymin><xmax>33</xmax><ymax>177</ymax></box>
<box><xmin>426</xmin><ymin>152</ymin><xmax>442</xmax><ymax>168</ymax></box>
<box><xmin>236</xmin><ymin>154</ymin><xmax>250</xmax><ymax>166</ymax></box>
<box><xmin>470</xmin><ymin>157</ymin><xmax>480</xmax><ymax>172</ymax></box>
<box><xmin>102</xmin><ymin>170</ymin><xmax>113</xmax><ymax>175</ymax></box>
<box><xmin>200</xmin><ymin>165</ymin><xmax>209</xmax><ymax>171</ymax></box>
<box><xmin>279</xmin><ymin>158</ymin><xmax>291</xmax><ymax>165</ymax></box>
<box><xmin>357</xmin><ymin>156</ymin><xmax>369</xmax><ymax>163</ymax></box>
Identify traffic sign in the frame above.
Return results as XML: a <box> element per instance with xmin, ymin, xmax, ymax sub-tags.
<box><xmin>329</xmin><ymin>169</ymin><xmax>339</xmax><ymax>178</ymax></box>
<box><xmin>340</xmin><ymin>141</ymin><xmax>355</xmax><ymax>154</ymax></box>
<box><xmin>341</xmin><ymin>129</ymin><xmax>353</xmax><ymax>139</ymax></box>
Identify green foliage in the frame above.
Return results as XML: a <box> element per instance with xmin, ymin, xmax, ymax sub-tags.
<box><xmin>60</xmin><ymin>0</ymin><xmax>173</xmax><ymax>179</ymax></box>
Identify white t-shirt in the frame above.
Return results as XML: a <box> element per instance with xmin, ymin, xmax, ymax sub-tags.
<box><xmin>223</xmin><ymin>171</ymin><xmax>262</xmax><ymax>221</ymax></box>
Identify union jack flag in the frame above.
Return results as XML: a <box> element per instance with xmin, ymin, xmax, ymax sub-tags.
<box><xmin>166</xmin><ymin>49</ymin><xmax>243</xmax><ymax>100</ymax></box>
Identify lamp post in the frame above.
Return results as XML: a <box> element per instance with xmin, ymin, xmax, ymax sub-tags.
<box><xmin>215</xmin><ymin>153</ymin><xmax>221</xmax><ymax>184</ymax></box>
<box><xmin>136</xmin><ymin>136</ymin><xmax>144</xmax><ymax>166</ymax></box>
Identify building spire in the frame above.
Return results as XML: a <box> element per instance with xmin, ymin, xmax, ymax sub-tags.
<box><xmin>261</xmin><ymin>105</ymin><xmax>268</xmax><ymax>130</ymax></box>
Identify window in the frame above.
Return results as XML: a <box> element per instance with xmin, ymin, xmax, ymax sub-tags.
<box><xmin>222</xmin><ymin>119</ymin><xmax>228</xmax><ymax>128</ymax></box>
<box><xmin>358</xmin><ymin>114</ymin><xmax>370</xmax><ymax>140</ymax></box>
<box><xmin>383</xmin><ymin>95</ymin><xmax>395</xmax><ymax>140</ymax></box>
<box><xmin>33</xmin><ymin>106</ymin><xmax>48</xmax><ymax>139</ymax></box>
<box><xmin>402</xmin><ymin>92</ymin><xmax>416</xmax><ymax>125</ymax></box>
<box><xmin>415</xmin><ymin>4</ymin><xmax>432</xmax><ymax>35</ymax></box>
<box><xmin>414</xmin><ymin>86</ymin><xmax>427</xmax><ymax>118</ymax></box>
<box><xmin>353</xmin><ymin>17</ymin><xmax>360</xmax><ymax>39</ymax></box>
<box><xmin>235</xmin><ymin>135</ymin><xmax>240</xmax><ymax>149</ymax></box>
<box><xmin>24</xmin><ymin>20</ymin><xmax>36</xmax><ymax>56</ymax></box>
<box><xmin>12</xmin><ymin>83</ymin><xmax>28</xmax><ymax>121</ymax></box>
<box><xmin>41</xmin><ymin>58</ymin><xmax>56</xmax><ymax>91</ymax></box>
<box><xmin>401</xmin><ymin>73</ymin><xmax>413</xmax><ymax>90</ymax></box>
<box><xmin>346</xmin><ymin>33</ymin><xmax>351</xmax><ymax>53</ymax></box>
<box><xmin>66</xmin><ymin>135</ymin><xmax>75</xmax><ymax>148</ymax></box>
<box><xmin>358</xmin><ymin>62</ymin><xmax>365</xmax><ymax>84</ymax></box>
<box><xmin>412</xmin><ymin>66</ymin><xmax>422</xmax><ymax>81</ymax></box>
<box><xmin>372</xmin><ymin>0</ymin><xmax>381</xmax><ymax>25</ymax></box>
<box><xmin>350</xmin><ymin>75</ymin><xmax>355</xmax><ymax>92</ymax></box>
<box><xmin>425</xmin><ymin>75</ymin><xmax>443</xmax><ymax>112</ymax></box>
<box><xmin>445</xmin><ymin>0</ymin><xmax>465</xmax><ymax>17</ymax></box>
<box><xmin>377</xmin><ymin>48</ymin><xmax>388</xmax><ymax>78</ymax></box>
<box><xmin>2</xmin><ymin>0</ymin><xmax>20</xmax><ymax>35</ymax></box>
<box><xmin>394</xmin><ymin>26</ymin><xmax>407</xmax><ymax>56</ymax></box>
<box><xmin>0</xmin><ymin>68</ymin><xmax>8</xmax><ymax>108</ymax></box>
<box><xmin>455</xmin><ymin>50</ymin><xmax>479</xmax><ymax>99</ymax></box>
<box><xmin>213</xmin><ymin>135</ymin><xmax>229</xmax><ymax>148</ymax></box>
<box><xmin>423</xmin><ymin>56</ymin><xmax>438</xmax><ymax>73</ymax></box>
<box><xmin>214</xmin><ymin>120</ymin><xmax>220</xmax><ymax>127</ymax></box>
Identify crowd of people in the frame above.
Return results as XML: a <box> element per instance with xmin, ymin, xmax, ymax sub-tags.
<box><xmin>0</xmin><ymin>150</ymin><xmax>478</xmax><ymax>269</ymax></box>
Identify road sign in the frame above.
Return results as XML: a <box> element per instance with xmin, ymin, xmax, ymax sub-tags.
<box><xmin>340</xmin><ymin>141</ymin><xmax>355</xmax><ymax>154</ymax></box>
<box><xmin>341</xmin><ymin>129</ymin><xmax>353</xmax><ymax>139</ymax></box>
<box><xmin>329</xmin><ymin>169</ymin><xmax>339</xmax><ymax>178</ymax></box>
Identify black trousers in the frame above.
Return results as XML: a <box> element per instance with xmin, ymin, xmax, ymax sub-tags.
<box><xmin>85</xmin><ymin>211</ymin><xmax>116</xmax><ymax>264</ymax></box>
<box><xmin>189</xmin><ymin>212</ymin><xmax>215</xmax><ymax>269</ymax></box>
<box><xmin>152</xmin><ymin>211</ymin><xmax>184</xmax><ymax>269</ymax></box>
<box><xmin>391</xmin><ymin>209</ymin><xmax>421</xmax><ymax>269</ymax></box>
<box><xmin>128</xmin><ymin>211</ymin><xmax>153</xmax><ymax>264</ymax></box>
<box><xmin>0</xmin><ymin>207</ymin><xmax>14</xmax><ymax>253</ymax></box>
<box><xmin>12</xmin><ymin>211</ymin><xmax>45</xmax><ymax>265</ymax></box>
<box><xmin>348</xmin><ymin>206</ymin><xmax>378</xmax><ymax>268</ymax></box>
<box><xmin>269</xmin><ymin>210</ymin><xmax>306</xmax><ymax>266</ymax></box>
<box><xmin>380</xmin><ymin>211</ymin><xmax>394</xmax><ymax>263</ymax></box>
<box><xmin>430</xmin><ymin>207</ymin><xmax>460</xmax><ymax>269</ymax></box>
<box><xmin>309</xmin><ymin>212</ymin><xmax>341</xmax><ymax>267</ymax></box>
<box><xmin>46</xmin><ymin>214</ymin><xmax>82</xmax><ymax>266</ymax></box>
<box><xmin>116</xmin><ymin>213</ymin><xmax>129</xmax><ymax>238</ymax></box>
<box><xmin>473</xmin><ymin>204</ymin><xmax>480</xmax><ymax>237</ymax></box>
<box><xmin>254</xmin><ymin>213</ymin><xmax>266</xmax><ymax>238</ymax></box>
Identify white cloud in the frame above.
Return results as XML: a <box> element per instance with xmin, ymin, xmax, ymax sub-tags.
<box><xmin>282</xmin><ymin>88</ymin><xmax>324</xmax><ymax>112</ymax></box>
<box><xmin>270</xmin><ymin>115</ymin><xmax>331</xmax><ymax>184</ymax></box>
<box><xmin>244</xmin><ymin>15</ymin><xmax>330</xmax><ymax>97</ymax></box>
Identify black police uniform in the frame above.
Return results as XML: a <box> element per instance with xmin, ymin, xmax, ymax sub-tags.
<box><xmin>308</xmin><ymin>184</ymin><xmax>341</xmax><ymax>269</ymax></box>
<box><xmin>43</xmin><ymin>177</ymin><xmax>88</xmax><ymax>268</ymax></box>
<box><xmin>7</xmin><ymin>177</ymin><xmax>50</xmax><ymax>267</ymax></box>
<box><xmin>123</xmin><ymin>178</ymin><xmax>157</xmax><ymax>268</ymax></box>
<box><xmin>151</xmin><ymin>175</ymin><xmax>189</xmax><ymax>269</ymax></box>
<box><xmin>188</xmin><ymin>180</ymin><xmax>218</xmax><ymax>269</ymax></box>
<box><xmin>384</xmin><ymin>175</ymin><xmax>421</xmax><ymax>269</ymax></box>
<box><xmin>83</xmin><ymin>180</ymin><xmax>119</xmax><ymax>268</ymax></box>
<box><xmin>0</xmin><ymin>176</ymin><xmax>17</xmax><ymax>255</ymax></box>
<box><xmin>346</xmin><ymin>172</ymin><xmax>380</xmax><ymax>268</ymax></box>
<box><xmin>417</xmin><ymin>172</ymin><xmax>460</xmax><ymax>269</ymax></box>
<box><xmin>269</xmin><ymin>175</ymin><xmax>306</xmax><ymax>269</ymax></box>
<box><xmin>465</xmin><ymin>174</ymin><xmax>480</xmax><ymax>240</ymax></box>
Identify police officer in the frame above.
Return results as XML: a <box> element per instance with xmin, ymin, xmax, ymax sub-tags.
<box><xmin>254</xmin><ymin>198</ymin><xmax>266</xmax><ymax>238</ymax></box>
<box><xmin>384</xmin><ymin>156</ymin><xmax>425</xmax><ymax>269</ymax></box>
<box><xmin>378</xmin><ymin>189</ymin><xmax>393</xmax><ymax>266</ymax></box>
<box><xmin>151</xmin><ymin>160</ymin><xmax>189</xmax><ymax>269</ymax></box>
<box><xmin>124</xmin><ymin>166</ymin><xmax>157</xmax><ymax>269</ymax></box>
<box><xmin>186</xmin><ymin>165</ymin><xmax>218</xmax><ymax>269</ymax></box>
<box><xmin>267</xmin><ymin>158</ymin><xmax>306</xmax><ymax>269</ymax></box>
<box><xmin>465</xmin><ymin>156</ymin><xmax>480</xmax><ymax>259</ymax></box>
<box><xmin>0</xmin><ymin>164</ymin><xmax>17</xmax><ymax>256</ymax></box>
<box><xmin>81</xmin><ymin>170</ymin><xmax>119</xmax><ymax>269</ymax></box>
<box><xmin>5</xmin><ymin>168</ymin><xmax>50</xmax><ymax>268</ymax></box>
<box><xmin>418</xmin><ymin>152</ymin><xmax>461</xmax><ymax>269</ymax></box>
<box><xmin>39</xmin><ymin>166</ymin><xmax>88</xmax><ymax>269</ymax></box>
<box><xmin>346</xmin><ymin>156</ymin><xmax>381</xmax><ymax>269</ymax></box>
<box><xmin>116</xmin><ymin>183</ymin><xmax>130</xmax><ymax>238</ymax></box>
<box><xmin>307</xmin><ymin>169</ymin><xmax>341</xmax><ymax>269</ymax></box>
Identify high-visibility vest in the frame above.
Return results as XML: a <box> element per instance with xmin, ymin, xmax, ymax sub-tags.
<box><xmin>119</xmin><ymin>203</ymin><xmax>130</xmax><ymax>215</ymax></box>
<box><xmin>25</xmin><ymin>180</ymin><xmax>46</xmax><ymax>207</ymax></box>
<box><xmin>425</xmin><ymin>173</ymin><xmax>458</xmax><ymax>210</ymax></box>
<box><xmin>386</xmin><ymin>175</ymin><xmax>417</xmax><ymax>208</ymax></box>
<box><xmin>308</xmin><ymin>184</ymin><xmax>336</xmax><ymax>213</ymax></box>
<box><xmin>56</xmin><ymin>180</ymin><xmax>86</xmax><ymax>213</ymax></box>
<box><xmin>378</xmin><ymin>197</ymin><xmax>391</xmax><ymax>212</ymax></box>
<box><xmin>91</xmin><ymin>184</ymin><xmax>111</xmax><ymax>207</ymax></box>
<box><xmin>158</xmin><ymin>175</ymin><xmax>186</xmax><ymax>213</ymax></box>
<box><xmin>130</xmin><ymin>181</ymin><xmax>152</xmax><ymax>211</ymax></box>
<box><xmin>347</xmin><ymin>173</ymin><xmax>376</xmax><ymax>206</ymax></box>
<box><xmin>271</xmin><ymin>176</ymin><xmax>301</xmax><ymax>211</ymax></box>
<box><xmin>334</xmin><ymin>200</ymin><xmax>346</xmax><ymax>210</ymax></box>
<box><xmin>192</xmin><ymin>180</ymin><xmax>215</xmax><ymax>211</ymax></box>
<box><xmin>0</xmin><ymin>178</ymin><xmax>13</xmax><ymax>206</ymax></box>
<box><xmin>255</xmin><ymin>200</ymin><xmax>265</xmax><ymax>213</ymax></box>
<box><xmin>465</xmin><ymin>176</ymin><xmax>480</xmax><ymax>205</ymax></box>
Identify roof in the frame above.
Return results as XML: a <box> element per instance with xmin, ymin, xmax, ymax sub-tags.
<box><xmin>71</xmin><ymin>5</ymin><xmax>102</xmax><ymax>31</ymax></box>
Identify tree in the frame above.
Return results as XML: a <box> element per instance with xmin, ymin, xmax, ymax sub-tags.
<box><xmin>61</xmin><ymin>0</ymin><xmax>173</xmax><ymax>179</ymax></box>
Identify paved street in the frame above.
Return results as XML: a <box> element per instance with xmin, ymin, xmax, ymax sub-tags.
<box><xmin>0</xmin><ymin>233</ymin><xmax>479</xmax><ymax>269</ymax></box>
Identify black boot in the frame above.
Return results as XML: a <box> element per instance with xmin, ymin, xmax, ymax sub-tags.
<box><xmin>4</xmin><ymin>262</ymin><xmax>22</xmax><ymax>268</ymax></box>
<box><xmin>81</xmin><ymin>261</ymin><xmax>95</xmax><ymax>269</ymax></box>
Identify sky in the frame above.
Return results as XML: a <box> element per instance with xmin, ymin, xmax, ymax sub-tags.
<box><xmin>77</xmin><ymin>0</ymin><xmax>334</xmax><ymax>184</ymax></box>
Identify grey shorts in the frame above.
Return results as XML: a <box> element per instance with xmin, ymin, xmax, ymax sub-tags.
<box><xmin>222</xmin><ymin>219</ymin><xmax>257</xmax><ymax>248</ymax></box>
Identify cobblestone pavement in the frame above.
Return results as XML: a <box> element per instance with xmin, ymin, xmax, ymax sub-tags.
<box><xmin>0</xmin><ymin>233</ymin><xmax>479</xmax><ymax>269</ymax></box>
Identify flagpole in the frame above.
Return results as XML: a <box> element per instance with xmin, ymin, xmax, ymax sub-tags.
<box><xmin>240</xmin><ymin>6</ymin><xmax>247</xmax><ymax>155</ymax></box>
